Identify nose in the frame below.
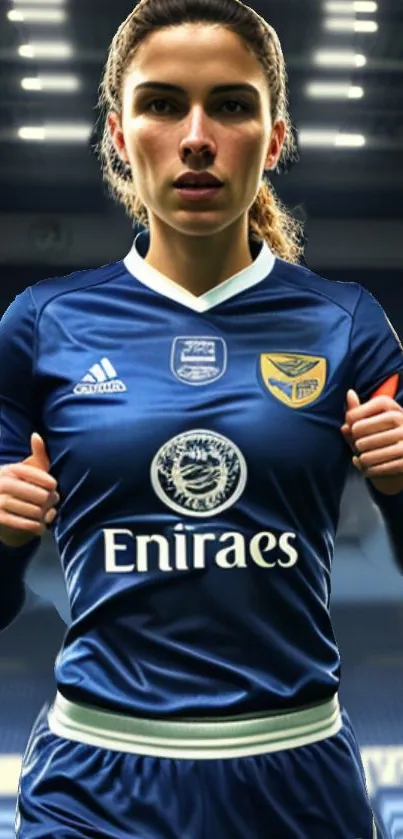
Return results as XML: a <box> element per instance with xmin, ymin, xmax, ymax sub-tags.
<box><xmin>179</xmin><ymin>107</ymin><xmax>216</xmax><ymax>162</ymax></box>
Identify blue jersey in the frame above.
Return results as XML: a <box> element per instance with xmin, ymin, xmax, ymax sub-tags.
<box><xmin>1</xmin><ymin>231</ymin><xmax>403</xmax><ymax>718</ymax></box>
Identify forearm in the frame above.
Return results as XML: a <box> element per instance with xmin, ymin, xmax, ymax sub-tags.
<box><xmin>368</xmin><ymin>482</ymin><xmax>403</xmax><ymax>573</ymax></box>
<box><xmin>0</xmin><ymin>524</ymin><xmax>40</xmax><ymax>548</ymax></box>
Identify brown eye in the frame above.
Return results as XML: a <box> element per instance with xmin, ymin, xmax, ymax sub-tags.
<box><xmin>145</xmin><ymin>98</ymin><xmax>251</xmax><ymax>115</ymax></box>
<box><xmin>146</xmin><ymin>98</ymin><xmax>172</xmax><ymax>115</ymax></box>
<box><xmin>221</xmin><ymin>100</ymin><xmax>250</xmax><ymax>114</ymax></box>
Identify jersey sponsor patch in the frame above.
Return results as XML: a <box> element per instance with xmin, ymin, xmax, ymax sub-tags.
<box><xmin>150</xmin><ymin>429</ymin><xmax>247</xmax><ymax>517</ymax></box>
<box><xmin>171</xmin><ymin>337</ymin><xmax>227</xmax><ymax>385</ymax></box>
<box><xmin>260</xmin><ymin>353</ymin><xmax>327</xmax><ymax>409</ymax></box>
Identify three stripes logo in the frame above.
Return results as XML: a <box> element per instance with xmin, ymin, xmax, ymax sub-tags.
<box><xmin>73</xmin><ymin>357</ymin><xmax>127</xmax><ymax>395</ymax></box>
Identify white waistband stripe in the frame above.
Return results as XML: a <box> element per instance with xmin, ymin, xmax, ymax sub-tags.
<box><xmin>48</xmin><ymin>692</ymin><xmax>342</xmax><ymax>760</ymax></box>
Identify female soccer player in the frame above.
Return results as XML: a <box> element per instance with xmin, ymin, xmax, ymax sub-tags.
<box><xmin>1</xmin><ymin>0</ymin><xmax>403</xmax><ymax>836</ymax></box>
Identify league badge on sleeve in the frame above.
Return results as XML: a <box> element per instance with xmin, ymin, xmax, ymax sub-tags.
<box><xmin>260</xmin><ymin>353</ymin><xmax>327</xmax><ymax>409</ymax></box>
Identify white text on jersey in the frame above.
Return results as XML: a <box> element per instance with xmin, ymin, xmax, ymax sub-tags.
<box><xmin>103</xmin><ymin>527</ymin><xmax>299</xmax><ymax>573</ymax></box>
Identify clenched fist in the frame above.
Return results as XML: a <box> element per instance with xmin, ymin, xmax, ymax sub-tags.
<box><xmin>0</xmin><ymin>433</ymin><xmax>60</xmax><ymax>548</ymax></box>
<box><xmin>341</xmin><ymin>388</ymin><xmax>403</xmax><ymax>495</ymax></box>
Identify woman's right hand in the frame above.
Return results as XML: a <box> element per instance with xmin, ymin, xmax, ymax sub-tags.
<box><xmin>0</xmin><ymin>433</ymin><xmax>60</xmax><ymax>547</ymax></box>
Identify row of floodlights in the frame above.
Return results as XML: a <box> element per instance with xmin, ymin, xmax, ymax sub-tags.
<box><xmin>7</xmin><ymin>0</ymin><xmax>379</xmax><ymax>29</ymax></box>
<box><xmin>8</xmin><ymin>0</ymin><xmax>374</xmax><ymax>146</ymax></box>
<box><xmin>8</xmin><ymin>12</ymin><xmax>379</xmax><ymax>32</ymax></box>
<box><xmin>16</xmin><ymin>43</ymin><xmax>371</xmax><ymax>67</ymax></box>
<box><xmin>17</xmin><ymin>45</ymin><xmax>369</xmax><ymax>99</ymax></box>
<box><xmin>18</xmin><ymin>74</ymin><xmax>366</xmax><ymax>100</ymax></box>
<box><xmin>16</xmin><ymin>125</ymin><xmax>366</xmax><ymax>148</ymax></box>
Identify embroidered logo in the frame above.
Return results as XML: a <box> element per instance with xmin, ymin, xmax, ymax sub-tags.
<box><xmin>73</xmin><ymin>357</ymin><xmax>127</xmax><ymax>395</ymax></box>
<box><xmin>171</xmin><ymin>337</ymin><xmax>227</xmax><ymax>385</ymax></box>
<box><xmin>150</xmin><ymin>430</ymin><xmax>247</xmax><ymax>517</ymax></box>
<box><xmin>260</xmin><ymin>353</ymin><xmax>327</xmax><ymax>408</ymax></box>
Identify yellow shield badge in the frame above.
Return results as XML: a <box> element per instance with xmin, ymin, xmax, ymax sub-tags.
<box><xmin>260</xmin><ymin>353</ymin><xmax>327</xmax><ymax>409</ymax></box>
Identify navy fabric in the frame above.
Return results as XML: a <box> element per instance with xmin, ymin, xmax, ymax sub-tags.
<box><xmin>16</xmin><ymin>703</ymin><xmax>382</xmax><ymax>839</ymax></box>
<box><xmin>1</xmin><ymin>232</ymin><xmax>403</xmax><ymax>717</ymax></box>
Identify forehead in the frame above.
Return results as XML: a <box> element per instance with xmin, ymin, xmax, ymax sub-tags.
<box><xmin>124</xmin><ymin>24</ymin><xmax>266</xmax><ymax>92</ymax></box>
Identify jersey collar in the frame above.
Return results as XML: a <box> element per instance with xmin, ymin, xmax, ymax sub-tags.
<box><xmin>123</xmin><ymin>229</ymin><xmax>276</xmax><ymax>313</ymax></box>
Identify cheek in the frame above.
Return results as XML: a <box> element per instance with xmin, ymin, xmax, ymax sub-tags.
<box><xmin>227</xmin><ymin>126</ymin><xmax>268</xmax><ymax>168</ymax></box>
<box><xmin>123</xmin><ymin>121</ymin><xmax>167</xmax><ymax>170</ymax></box>
<box><xmin>232</xmin><ymin>143</ymin><xmax>266</xmax><ymax>188</ymax></box>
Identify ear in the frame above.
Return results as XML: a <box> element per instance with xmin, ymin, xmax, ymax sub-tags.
<box><xmin>107</xmin><ymin>111</ymin><xmax>130</xmax><ymax>163</ymax></box>
<box><xmin>265</xmin><ymin>119</ymin><xmax>286</xmax><ymax>170</ymax></box>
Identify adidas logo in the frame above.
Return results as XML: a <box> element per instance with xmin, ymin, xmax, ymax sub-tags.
<box><xmin>73</xmin><ymin>357</ymin><xmax>127</xmax><ymax>395</ymax></box>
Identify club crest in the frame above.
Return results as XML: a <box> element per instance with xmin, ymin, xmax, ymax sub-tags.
<box><xmin>151</xmin><ymin>430</ymin><xmax>247</xmax><ymax>517</ymax></box>
<box><xmin>260</xmin><ymin>353</ymin><xmax>327</xmax><ymax>408</ymax></box>
<box><xmin>171</xmin><ymin>337</ymin><xmax>227</xmax><ymax>385</ymax></box>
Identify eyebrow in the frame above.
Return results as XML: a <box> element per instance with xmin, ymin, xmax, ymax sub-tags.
<box><xmin>134</xmin><ymin>82</ymin><xmax>259</xmax><ymax>97</ymax></box>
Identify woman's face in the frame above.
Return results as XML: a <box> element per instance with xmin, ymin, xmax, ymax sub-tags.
<box><xmin>109</xmin><ymin>23</ymin><xmax>286</xmax><ymax>235</ymax></box>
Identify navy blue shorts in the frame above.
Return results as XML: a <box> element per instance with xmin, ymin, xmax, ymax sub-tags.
<box><xmin>16</xmin><ymin>703</ymin><xmax>382</xmax><ymax>838</ymax></box>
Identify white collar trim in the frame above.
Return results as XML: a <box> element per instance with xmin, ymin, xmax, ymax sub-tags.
<box><xmin>123</xmin><ymin>230</ymin><xmax>276</xmax><ymax>313</ymax></box>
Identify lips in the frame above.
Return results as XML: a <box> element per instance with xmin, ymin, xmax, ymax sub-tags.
<box><xmin>174</xmin><ymin>172</ymin><xmax>223</xmax><ymax>188</ymax></box>
<box><xmin>176</xmin><ymin>184</ymin><xmax>223</xmax><ymax>189</ymax></box>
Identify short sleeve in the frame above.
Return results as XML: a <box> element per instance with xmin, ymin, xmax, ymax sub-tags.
<box><xmin>350</xmin><ymin>286</ymin><xmax>403</xmax><ymax>403</ymax></box>
<box><xmin>0</xmin><ymin>287</ymin><xmax>42</xmax><ymax>465</ymax></box>
<box><xmin>0</xmin><ymin>289</ymin><xmax>42</xmax><ymax>629</ymax></box>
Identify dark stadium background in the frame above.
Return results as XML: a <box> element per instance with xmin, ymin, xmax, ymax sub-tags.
<box><xmin>0</xmin><ymin>0</ymin><xmax>402</xmax><ymax>836</ymax></box>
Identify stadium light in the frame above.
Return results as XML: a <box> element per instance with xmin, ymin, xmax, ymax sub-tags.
<box><xmin>8</xmin><ymin>8</ymin><xmax>67</xmax><ymax>23</ymax></box>
<box><xmin>18</xmin><ymin>42</ymin><xmax>73</xmax><ymax>58</ymax></box>
<box><xmin>334</xmin><ymin>133</ymin><xmax>366</xmax><ymax>147</ymax></box>
<box><xmin>299</xmin><ymin>130</ymin><xmax>366</xmax><ymax>147</ymax></box>
<box><xmin>21</xmin><ymin>75</ymin><xmax>80</xmax><ymax>92</ymax></box>
<box><xmin>306</xmin><ymin>83</ymin><xmax>364</xmax><ymax>98</ymax></box>
<box><xmin>324</xmin><ymin>18</ymin><xmax>378</xmax><ymax>31</ymax></box>
<box><xmin>314</xmin><ymin>51</ymin><xmax>367</xmax><ymax>67</ymax></box>
<box><xmin>18</xmin><ymin>124</ymin><xmax>92</xmax><ymax>142</ymax></box>
<box><xmin>12</xmin><ymin>0</ymin><xmax>66</xmax><ymax>4</ymax></box>
<box><xmin>353</xmin><ymin>19</ymin><xmax>378</xmax><ymax>31</ymax></box>
<box><xmin>324</xmin><ymin>2</ymin><xmax>378</xmax><ymax>12</ymax></box>
<box><xmin>18</xmin><ymin>127</ymin><xmax>46</xmax><ymax>141</ymax></box>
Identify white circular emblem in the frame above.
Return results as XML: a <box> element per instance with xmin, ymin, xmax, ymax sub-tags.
<box><xmin>151</xmin><ymin>430</ymin><xmax>247</xmax><ymax>518</ymax></box>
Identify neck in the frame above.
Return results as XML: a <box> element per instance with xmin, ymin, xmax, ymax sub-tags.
<box><xmin>144</xmin><ymin>219</ymin><xmax>254</xmax><ymax>297</ymax></box>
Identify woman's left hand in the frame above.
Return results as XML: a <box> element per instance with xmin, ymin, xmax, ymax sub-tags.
<box><xmin>341</xmin><ymin>389</ymin><xmax>403</xmax><ymax>494</ymax></box>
